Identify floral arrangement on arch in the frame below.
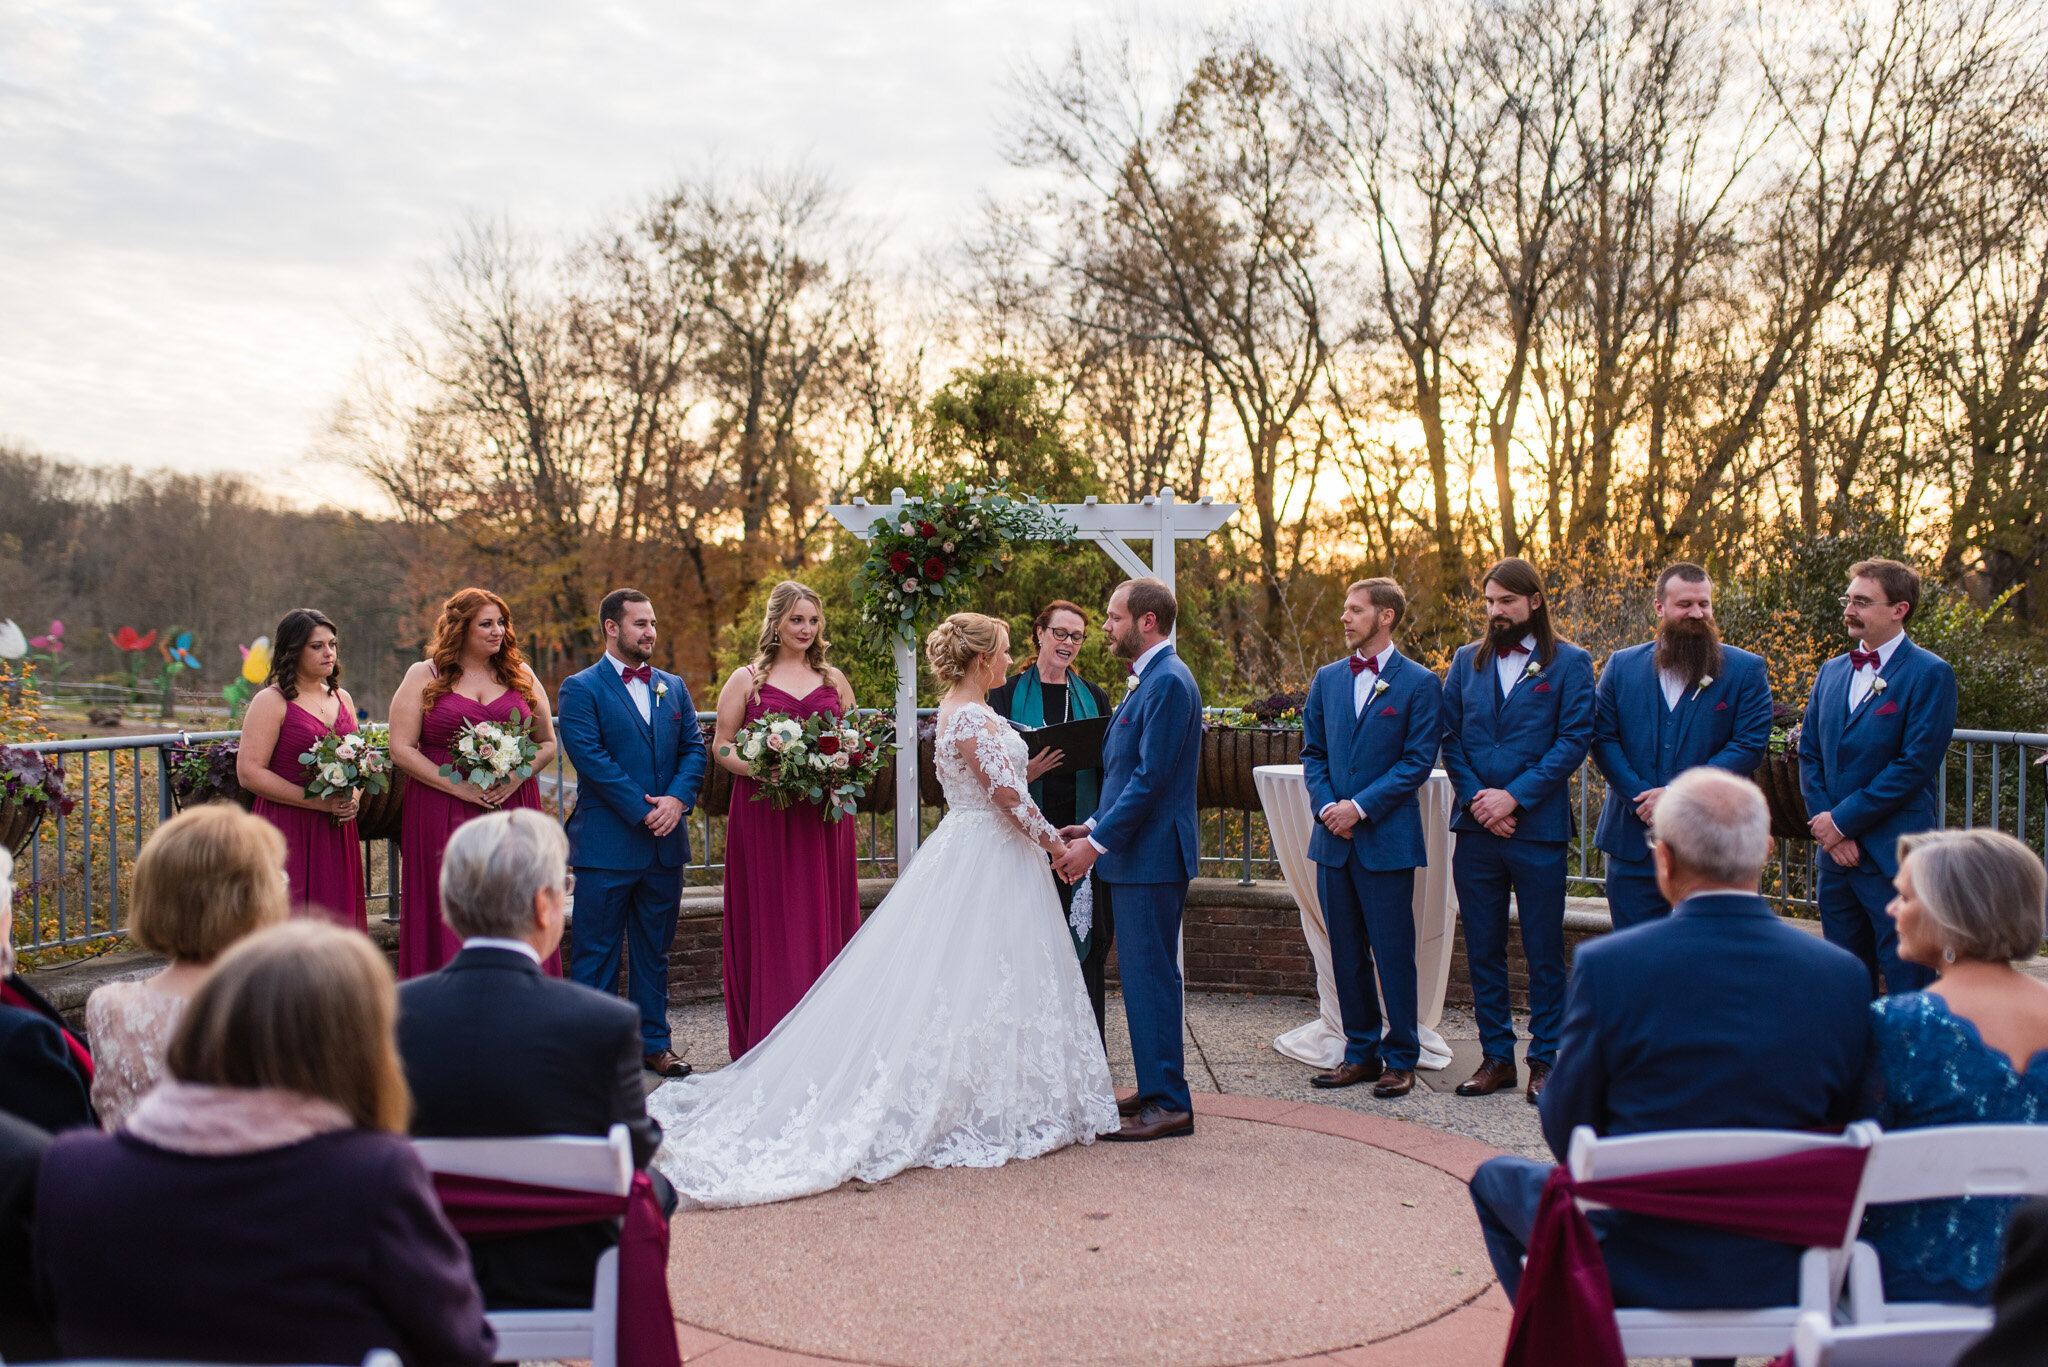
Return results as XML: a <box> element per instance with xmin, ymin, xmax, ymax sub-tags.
<box><xmin>850</xmin><ymin>480</ymin><xmax>1075</xmax><ymax>646</ymax></box>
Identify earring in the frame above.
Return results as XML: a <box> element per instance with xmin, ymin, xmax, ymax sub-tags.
<box><xmin>1942</xmin><ymin>946</ymin><xmax>1957</xmax><ymax>964</ymax></box>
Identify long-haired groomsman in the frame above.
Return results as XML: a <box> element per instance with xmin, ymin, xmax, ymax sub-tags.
<box><xmin>1799</xmin><ymin>558</ymin><xmax>1957</xmax><ymax>995</ymax></box>
<box><xmin>1440</xmin><ymin>559</ymin><xmax>1594</xmax><ymax>1103</ymax></box>
<box><xmin>1299</xmin><ymin>578</ymin><xmax>1443</xmax><ymax>1098</ymax></box>
<box><xmin>1589</xmin><ymin>563</ymin><xmax>1774</xmax><ymax>929</ymax></box>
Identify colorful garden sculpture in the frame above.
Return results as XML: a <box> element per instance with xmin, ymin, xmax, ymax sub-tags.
<box><xmin>156</xmin><ymin>629</ymin><xmax>200</xmax><ymax>720</ymax></box>
<box><xmin>223</xmin><ymin>636</ymin><xmax>270</xmax><ymax>720</ymax></box>
<box><xmin>110</xmin><ymin>626</ymin><xmax>157</xmax><ymax>700</ymax></box>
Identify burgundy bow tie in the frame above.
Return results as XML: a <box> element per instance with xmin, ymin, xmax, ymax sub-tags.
<box><xmin>623</xmin><ymin>664</ymin><xmax>652</xmax><ymax>685</ymax></box>
<box><xmin>1504</xmin><ymin>643</ymin><xmax>1530</xmax><ymax>656</ymax></box>
<box><xmin>1348</xmin><ymin>653</ymin><xmax>1381</xmax><ymax>677</ymax></box>
<box><xmin>1849</xmin><ymin>649</ymin><xmax>1880</xmax><ymax>672</ymax></box>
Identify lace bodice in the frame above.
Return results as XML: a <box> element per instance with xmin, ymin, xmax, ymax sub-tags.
<box><xmin>934</xmin><ymin>704</ymin><xmax>1063</xmax><ymax>852</ymax></box>
<box><xmin>86</xmin><ymin>978</ymin><xmax>188</xmax><ymax>1130</ymax></box>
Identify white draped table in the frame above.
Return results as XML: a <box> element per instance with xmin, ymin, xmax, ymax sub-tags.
<box><xmin>1252</xmin><ymin>764</ymin><xmax>1460</xmax><ymax>1071</ymax></box>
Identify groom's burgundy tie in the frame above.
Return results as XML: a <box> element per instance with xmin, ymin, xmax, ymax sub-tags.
<box><xmin>623</xmin><ymin>664</ymin><xmax>653</xmax><ymax>684</ymax></box>
<box><xmin>1348</xmin><ymin>653</ymin><xmax>1380</xmax><ymax>677</ymax></box>
<box><xmin>1848</xmin><ymin>649</ymin><xmax>1880</xmax><ymax>671</ymax></box>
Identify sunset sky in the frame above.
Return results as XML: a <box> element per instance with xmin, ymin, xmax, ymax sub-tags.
<box><xmin>0</xmin><ymin>1</ymin><xmax>1241</xmax><ymax>508</ymax></box>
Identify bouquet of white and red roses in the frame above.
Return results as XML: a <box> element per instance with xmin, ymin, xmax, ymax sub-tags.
<box><xmin>437</xmin><ymin>716</ymin><xmax>540</xmax><ymax>791</ymax></box>
<box><xmin>721</xmin><ymin>711</ymin><xmax>894</xmax><ymax>822</ymax></box>
<box><xmin>301</xmin><ymin>722</ymin><xmax>394</xmax><ymax>800</ymax></box>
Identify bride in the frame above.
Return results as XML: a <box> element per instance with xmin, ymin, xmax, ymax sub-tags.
<box><xmin>647</xmin><ymin>612</ymin><xmax>1120</xmax><ymax>1207</ymax></box>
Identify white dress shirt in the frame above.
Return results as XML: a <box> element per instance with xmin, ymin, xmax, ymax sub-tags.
<box><xmin>1659</xmin><ymin>667</ymin><xmax>1686</xmax><ymax>711</ymax></box>
<box><xmin>461</xmin><ymin>936</ymin><xmax>541</xmax><ymax>964</ymax></box>
<box><xmin>1496</xmin><ymin>633</ymin><xmax>1539</xmax><ymax>699</ymax></box>
<box><xmin>607</xmin><ymin>650</ymin><xmax>652</xmax><ymax>723</ymax></box>
<box><xmin>1847</xmin><ymin>632</ymin><xmax>1906</xmax><ymax>714</ymax></box>
<box><xmin>1085</xmin><ymin>639</ymin><xmax>1175</xmax><ymax>853</ymax></box>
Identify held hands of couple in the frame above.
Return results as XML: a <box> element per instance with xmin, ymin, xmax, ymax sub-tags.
<box><xmin>1052</xmin><ymin>824</ymin><xmax>1098</xmax><ymax>882</ymax></box>
<box><xmin>643</xmin><ymin>794</ymin><xmax>685</xmax><ymax>837</ymax></box>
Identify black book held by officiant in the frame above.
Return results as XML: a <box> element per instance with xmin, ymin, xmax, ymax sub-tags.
<box><xmin>1021</xmin><ymin>715</ymin><xmax>1111</xmax><ymax>776</ymax></box>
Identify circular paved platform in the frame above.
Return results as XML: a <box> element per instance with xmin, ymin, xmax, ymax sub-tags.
<box><xmin>667</xmin><ymin>1094</ymin><xmax>1515</xmax><ymax>1367</ymax></box>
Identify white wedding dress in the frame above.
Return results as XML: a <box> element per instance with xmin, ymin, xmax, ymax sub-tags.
<box><xmin>646</xmin><ymin>702</ymin><xmax>1120</xmax><ymax>1208</ymax></box>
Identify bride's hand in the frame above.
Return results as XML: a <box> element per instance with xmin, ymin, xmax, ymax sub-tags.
<box><xmin>1047</xmin><ymin>838</ymin><xmax>1070</xmax><ymax>870</ymax></box>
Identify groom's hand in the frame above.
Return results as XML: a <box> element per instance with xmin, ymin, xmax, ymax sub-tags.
<box><xmin>1056</xmin><ymin>824</ymin><xmax>1092</xmax><ymax>841</ymax></box>
<box><xmin>1054</xmin><ymin>841</ymin><xmax>1099</xmax><ymax>882</ymax></box>
<box><xmin>644</xmin><ymin>794</ymin><xmax>684</xmax><ymax>836</ymax></box>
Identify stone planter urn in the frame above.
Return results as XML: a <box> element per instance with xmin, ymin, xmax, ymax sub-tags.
<box><xmin>0</xmin><ymin>795</ymin><xmax>46</xmax><ymax>860</ymax></box>
<box><xmin>1755</xmin><ymin>730</ymin><xmax>1812</xmax><ymax>842</ymax></box>
<box><xmin>1198</xmin><ymin>728</ymin><xmax>1305</xmax><ymax>811</ymax></box>
<box><xmin>353</xmin><ymin>773</ymin><xmax>408</xmax><ymax>843</ymax></box>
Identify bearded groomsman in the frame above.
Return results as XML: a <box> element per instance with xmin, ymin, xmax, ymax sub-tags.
<box><xmin>1799</xmin><ymin>558</ymin><xmax>1957</xmax><ymax>995</ymax></box>
<box><xmin>1300</xmin><ymin>578</ymin><xmax>1442</xmax><ymax>1098</ymax></box>
<box><xmin>1589</xmin><ymin>563</ymin><xmax>1774</xmax><ymax>929</ymax></box>
<box><xmin>1440</xmin><ymin>559</ymin><xmax>1594</xmax><ymax>1104</ymax></box>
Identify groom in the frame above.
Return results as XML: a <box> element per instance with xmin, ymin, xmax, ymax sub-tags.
<box><xmin>556</xmin><ymin>588</ymin><xmax>709</xmax><ymax>1078</ymax></box>
<box><xmin>1055</xmin><ymin>578</ymin><xmax>1203</xmax><ymax>1141</ymax></box>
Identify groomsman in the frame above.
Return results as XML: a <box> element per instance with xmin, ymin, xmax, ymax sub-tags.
<box><xmin>1300</xmin><ymin>578</ymin><xmax>1442</xmax><ymax>1098</ymax></box>
<box><xmin>1440</xmin><ymin>559</ymin><xmax>1594</xmax><ymax>1104</ymax></box>
<box><xmin>556</xmin><ymin>589</ymin><xmax>710</xmax><ymax>1077</ymax></box>
<box><xmin>1590</xmin><ymin>563</ymin><xmax>1773</xmax><ymax>929</ymax></box>
<box><xmin>1799</xmin><ymin>558</ymin><xmax>1957</xmax><ymax>995</ymax></box>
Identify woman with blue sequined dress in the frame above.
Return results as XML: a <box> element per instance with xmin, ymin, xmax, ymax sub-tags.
<box><xmin>1858</xmin><ymin>828</ymin><xmax>2048</xmax><ymax>1304</ymax></box>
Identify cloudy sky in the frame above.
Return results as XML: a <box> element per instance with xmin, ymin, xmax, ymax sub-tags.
<box><xmin>0</xmin><ymin>1</ymin><xmax>1242</xmax><ymax>508</ymax></box>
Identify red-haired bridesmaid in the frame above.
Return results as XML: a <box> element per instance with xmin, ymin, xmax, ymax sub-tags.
<box><xmin>238</xmin><ymin>609</ymin><xmax>368</xmax><ymax>930</ymax></box>
<box><xmin>388</xmin><ymin>589</ymin><xmax>561</xmax><ymax>979</ymax></box>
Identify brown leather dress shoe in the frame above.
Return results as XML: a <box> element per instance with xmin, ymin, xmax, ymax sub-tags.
<box><xmin>1525</xmin><ymin>1060</ymin><xmax>1551</xmax><ymax>1104</ymax></box>
<box><xmin>1372</xmin><ymin>1068</ymin><xmax>1417</xmax><ymax>1098</ymax></box>
<box><xmin>1117</xmin><ymin>1092</ymin><xmax>1146</xmax><ymax>1118</ymax></box>
<box><xmin>1454</xmin><ymin>1057</ymin><xmax>1518</xmax><ymax>1097</ymax></box>
<box><xmin>643</xmin><ymin>1049</ymin><xmax>692</xmax><ymax>1079</ymax></box>
<box><xmin>1311</xmin><ymin>1061</ymin><xmax>1379</xmax><ymax>1089</ymax></box>
<box><xmin>1101</xmin><ymin>1104</ymin><xmax>1194</xmax><ymax>1141</ymax></box>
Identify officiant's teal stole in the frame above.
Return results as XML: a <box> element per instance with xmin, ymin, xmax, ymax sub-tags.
<box><xmin>1005</xmin><ymin>667</ymin><xmax>1101</xmax><ymax>822</ymax></box>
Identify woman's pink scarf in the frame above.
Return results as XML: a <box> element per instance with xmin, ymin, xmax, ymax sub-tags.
<box><xmin>126</xmin><ymin>1080</ymin><xmax>354</xmax><ymax>1155</ymax></box>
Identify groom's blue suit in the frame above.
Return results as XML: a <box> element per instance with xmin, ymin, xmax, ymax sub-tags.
<box><xmin>1091</xmin><ymin>642</ymin><xmax>1202</xmax><ymax>1115</ymax></box>
<box><xmin>557</xmin><ymin>656</ymin><xmax>709</xmax><ymax>1052</ymax></box>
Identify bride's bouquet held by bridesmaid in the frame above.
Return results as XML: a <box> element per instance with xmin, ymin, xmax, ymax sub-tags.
<box><xmin>722</xmin><ymin>711</ymin><xmax>893</xmax><ymax>821</ymax></box>
<box><xmin>434</xmin><ymin>716</ymin><xmax>540</xmax><ymax>792</ymax></box>
<box><xmin>299</xmin><ymin>723</ymin><xmax>393</xmax><ymax>820</ymax></box>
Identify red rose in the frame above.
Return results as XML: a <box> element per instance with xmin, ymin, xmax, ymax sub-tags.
<box><xmin>818</xmin><ymin>733</ymin><xmax>841</xmax><ymax>754</ymax></box>
<box><xmin>923</xmin><ymin>557</ymin><xmax>946</xmax><ymax>580</ymax></box>
<box><xmin>919</xmin><ymin>521</ymin><xmax>937</xmax><ymax>539</ymax></box>
<box><xmin>888</xmin><ymin>550</ymin><xmax>913</xmax><ymax>574</ymax></box>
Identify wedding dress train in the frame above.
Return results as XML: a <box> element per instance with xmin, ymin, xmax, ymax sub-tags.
<box><xmin>646</xmin><ymin>702</ymin><xmax>1120</xmax><ymax>1208</ymax></box>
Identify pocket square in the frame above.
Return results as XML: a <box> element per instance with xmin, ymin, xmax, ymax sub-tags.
<box><xmin>1876</xmin><ymin>701</ymin><xmax>1900</xmax><ymax>716</ymax></box>
<box><xmin>1378</xmin><ymin>705</ymin><xmax>1399</xmax><ymax>717</ymax></box>
<box><xmin>1119</xmin><ymin>716</ymin><xmax>1134</xmax><ymax>725</ymax></box>
<box><xmin>1533</xmin><ymin>681</ymin><xmax>1551</xmax><ymax>692</ymax></box>
<box><xmin>1714</xmin><ymin>701</ymin><xmax>1729</xmax><ymax>711</ymax></box>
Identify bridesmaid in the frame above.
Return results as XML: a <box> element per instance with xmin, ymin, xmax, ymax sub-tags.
<box><xmin>388</xmin><ymin>588</ymin><xmax>561</xmax><ymax>980</ymax></box>
<box><xmin>712</xmin><ymin>580</ymin><xmax>861</xmax><ymax>1058</ymax></box>
<box><xmin>237</xmin><ymin>608</ymin><xmax>367</xmax><ymax>930</ymax></box>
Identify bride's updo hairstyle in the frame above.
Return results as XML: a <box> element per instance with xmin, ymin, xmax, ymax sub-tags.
<box><xmin>926</xmin><ymin>613</ymin><xmax>1007</xmax><ymax>686</ymax></box>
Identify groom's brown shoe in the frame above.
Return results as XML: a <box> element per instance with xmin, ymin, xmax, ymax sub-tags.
<box><xmin>1117</xmin><ymin>1092</ymin><xmax>1146</xmax><ymax>1118</ymax></box>
<box><xmin>643</xmin><ymin>1049</ymin><xmax>691</xmax><ymax>1079</ymax></box>
<box><xmin>1311</xmin><ymin>1061</ymin><xmax>1377</xmax><ymax>1090</ymax></box>
<box><xmin>1454</xmin><ymin>1057</ymin><xmax>1518</xmax><ymax>1097</ymax></box>
<box><xmin>1372</xmin><ymin>1068</ymin><xmax>1416</xmax><ymax>1098</ymax></box>
<box><xmin>1101</xmin><ymin>1104</ymin><xmax>1193</xmax><ymax>1142</ymax></box>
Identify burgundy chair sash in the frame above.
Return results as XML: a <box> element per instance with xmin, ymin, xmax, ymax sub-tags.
<box><xmin>1503</xmin><ymin>1144</ymin><xmax>1870</xmax><ymax>1367</ymax></box>
<box><xmin>432</xmin><ymin>1170</ymin><xmax>680</xmax><ymax>1367</ymax></box>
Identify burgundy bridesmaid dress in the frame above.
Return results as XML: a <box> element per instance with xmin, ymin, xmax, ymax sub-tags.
<box><xmin>251</xmin><ymin>701</ymin><xmax>367</xmax><ymax>932</ymax></box>
<box><xmin>398</xmin><ymin>687</ymin><xmax>562</xmax><ymax>980</ymax></box>
<box><xmin>721</xmin><ymin>682</ymin><xmax>862</xmax><ymax>1058</ymax></box>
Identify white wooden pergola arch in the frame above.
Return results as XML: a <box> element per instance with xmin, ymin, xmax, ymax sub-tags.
<box><xmin>826</xmin><ymin>487</ymin><xmax>1240</xmax><ymax>863</ymax></box>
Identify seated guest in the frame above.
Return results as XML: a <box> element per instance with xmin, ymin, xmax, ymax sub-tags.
<box><xmin>0</xmin><ymin>848</ymin><xmax>92</xmax><ymax>1132</ymax></box>
<box><xmin>1857</xmin><ymin>828</ymin><xmax>2048</xmax><ymax>1305</ymax></box>
<box><xmin>1958</xmin><ymin>1199</ymin><xmax>2048</xmax><ymax>1367</ymax></box>
<box><xmin>86</xmin><ymin>804</ymin><xmax>290</xmax><ymax>1129</ymax></box>
<box><xmin>0</xmin><ymin>1112</ymin><xmax>55</xmax><ymax>1362</ymax></box>
<box><xmin>398</xmin><ymin>808</ymin><xmax>665</xmax><ymax>1310</ymax></box>
<box><xmin>1469</xmin><ymin>768</ymin><xmax>1871</xmax><ymax>1315</ymax></box>
<box><xmin>34</xmin><ymin>922</ymin><xmax>494</xmax><ymax>1365</ymax></box>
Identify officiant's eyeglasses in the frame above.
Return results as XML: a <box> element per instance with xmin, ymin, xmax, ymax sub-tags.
<box><xmin>1043</xmin><ymin>628</ymin><xmax>1086</xmax><ymax>644</ymax></box>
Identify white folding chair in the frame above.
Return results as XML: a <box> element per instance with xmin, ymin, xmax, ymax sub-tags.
<box><xmin>1843</xmin><ymin>1123</ymin><xmax>2048</xmax><ymax>1329</ymax></box>
<box><xmin>412</xmin><ymin>1123</ymin><xmax>636</xmax><ymax>1367</ymax></box>
<box><xmin>1792</xmin><ymin>1309</ymin><xmax>1986</xmax><ymax>1366</ymax></box>
<box><xmin>1563</xmin><ymin>1121</ymin><xmax>1881</xmax><ymax>1360</ymax></box>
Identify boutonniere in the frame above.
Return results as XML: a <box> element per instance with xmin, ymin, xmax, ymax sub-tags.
<box><xmin>1871</xmin><ymin>676</ymin><xmax>1889</xmax><ymax>695</ymax></box>
<box><xmin>1522</xmin><ymin>659</ymin><xmax>1544</xmax><ymax>680</ymax></box>
<box><xmin>1369</xmin><ymin>677</ymin><xmax>1390</xmax><ymax>702</ymax></box>
<box><xmin>1692</xmin><ymin>674</ymin><xmax>1714</xmax><ymax>701</ymax></box>
<box><xmin>654</xmin><ymin>679</ymin><xmax>669</xmax><ymax>702</ymax></box>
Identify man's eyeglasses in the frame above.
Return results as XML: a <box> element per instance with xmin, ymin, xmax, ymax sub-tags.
<box><xmin>1043</xmin><ymin>628</ymin><xmax>1085</xmax><ymax>644</ymax></box>
<box><xmin>1839</xmin><ymin>595</ymin><xmax>1893</xmax><ymax>610</ymax></box>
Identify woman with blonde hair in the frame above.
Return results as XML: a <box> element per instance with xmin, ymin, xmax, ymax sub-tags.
<box><xmin>647</xmin><ymin>612</ymin><xmax>1116</xmax><ymax>1208</ymax></box>
<box><xmin>34</xmin><ymin>921</ymin><xmax>494</xmax><ymax>1363</ymax></box>
<box><xmin>708</xmin><ymin>580</ymin><xmax>861</xmax><ymax>1056</ymax></box>
<box><xmin>85</xmin><ymin>803</ymin><xmax>291</xmax><ymax>1129</ymax></box>
<box><xmin>389</xmin><ymin>587</ymin><xmax>560</xmax><ymax>978</ymax></box>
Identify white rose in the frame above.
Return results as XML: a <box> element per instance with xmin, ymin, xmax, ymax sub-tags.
<box><xmin>459</xmin><ymin>736</ymin><xmax>478</xmax><ymax>756</ymax></box>
<box><xmin>811</xmin><ymin>753</ymin><xmax>828</xmax><ymax>769</ymax></box>
<box><xmin>743</xmin><ymin>739</ymin><xmax>764</xmax><ymax>760</ymax></box>
<box><xmin>321</xmin><ymin>763</ymin><xmax>348</xmax><ymax>787</ymax></box>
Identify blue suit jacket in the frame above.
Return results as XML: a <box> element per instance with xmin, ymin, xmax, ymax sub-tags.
<box><xmin>1300</xmin><ymin>651</ymin><xmax>1441</xmax><ymax>870</ymax></box>
<box><xmin>1092</xmin><ymin>645</ymin><xmax>1203</xmax><ymax>884</ymax></box>
<box><xmin>1438</xmin><ymin>641</ymin><xmax>1595</xmax><ymax>842</ymax></box>
<box><xmin>1539</xmin><ymin>893</ymin><xmax>1872</xmax><ymax>1307</ymax></box>
<box><xmin>1798</xmin><ymin>638</ymin><xmax>1958</xmax><ymax>877</ymax></box>
<box><xmin>557</xmin><ymin>661</ymin><xmax>709</xmax><ymax>871</ymax></box>
<box><xmin>1591</xmin><ymin>643</ymin><xmax>1774</xmax><ymax>863</ymax></box>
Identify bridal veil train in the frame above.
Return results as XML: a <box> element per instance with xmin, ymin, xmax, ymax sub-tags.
<box><xmin>646</xmin><ymin>702</ymin><xmax>1119</xmax><ymax>1208</ymax></box>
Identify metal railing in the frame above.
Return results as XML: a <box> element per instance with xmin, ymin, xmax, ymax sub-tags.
<box><xmin>11</xmin><ymin>721</ymin><xmax>2045</xmax><ymax>956</ymax></box>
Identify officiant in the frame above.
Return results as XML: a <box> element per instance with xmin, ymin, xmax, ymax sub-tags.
<box><xmin>989</xmin><ymin>600</ymin><xmax>1115</xmax><ymax>1039</ymax></box>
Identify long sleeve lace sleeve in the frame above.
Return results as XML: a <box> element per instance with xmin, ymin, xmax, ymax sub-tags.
<box><xmin>947</xmin><ymin>707</ymin><xmax>1065</xmax><ymax>853</ymax></box>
